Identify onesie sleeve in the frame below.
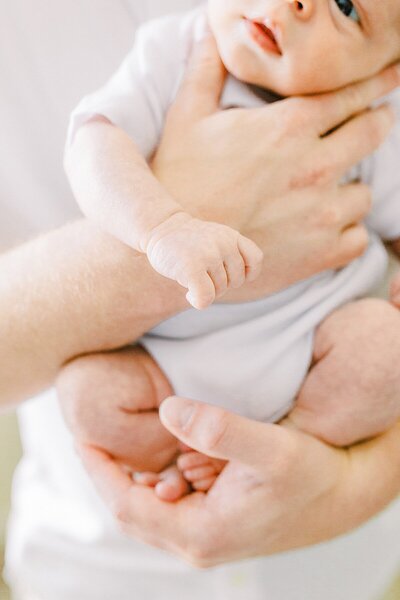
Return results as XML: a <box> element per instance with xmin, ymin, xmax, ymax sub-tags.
<box><xmin>67</xmin><ymin>12</ymin><xmax>197</xmax><ymax>159</ymax></box>
<box><xmin>364</xmin><ymin>90</ymin><xmax>400</xmax><ymax>241</ymax></box>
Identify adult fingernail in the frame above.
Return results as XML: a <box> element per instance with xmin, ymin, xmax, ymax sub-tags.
<box><xmin>161</xmin><ymin>397</ymin><xmax>196</xmax><ymax>430</ymax></box>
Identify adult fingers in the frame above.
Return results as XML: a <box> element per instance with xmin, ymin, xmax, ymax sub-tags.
<box><xmin>78</xmin><ymin>443</ymin><xmax>133</xmax><ymax>515</ymax></box>
<box><xmin>322</xmin><ymin>104</ymin><xmax>395</xmax><ymax>177</ymax></box>
<box><xmin>309</xmin><ymin>63</ymin><xmax>400</xmax><ymax>136</ymax></box>
<box><xmin>336</xmin><ymin>225</ymin><xmax>369</xmax><ymax>266</ymax></box>
<box><xmin>335</xmin><ymin>183</ymin><xmax>372</xmax><ymax>228</ymax></box>
<box><xmin>342</xmin><ymin>423</ymin><xmax>400</xmax><ymax>524</ymax></box>
<box><xmin>166</xmin><ymin>32</ymin><xmax>226</xmax><ymax>126</ymax></box>
<box><xmin>159</xmin><ymin>396</ymin><xmax>296</xmax><ymax>467</ymax></box>
<box><xmin>78</xmin><ymin>442</ymin><xmax>193</xmax><ymax>552</ymax></box>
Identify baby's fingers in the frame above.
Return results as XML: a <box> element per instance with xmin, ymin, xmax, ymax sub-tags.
<box><xmin>223</xmin><ymin>253</ymin><xmax>246</xmax><ymax>289</ymax></box>
<box><xmin>238</xmin><ymin>236</ymin><xmax>263</xmax><ymax>282</ymax></box>
<box><xmin>186</xmin><ymin>272</ymin><xmax>216</xmax><ymax>309</ymax></box>
<box><xmin>209</xmin><ymin>263</ymin><xmax>229</xmax><ymax>298</ymax></box>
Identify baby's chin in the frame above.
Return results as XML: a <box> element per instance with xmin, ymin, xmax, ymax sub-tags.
<box><xmin>221</xmin><ymin>56</ymin><xmax>313</xmax><ymax>97</ymax></box>
<box><xmin>220</xmin><ymin>46</ymin><xmax>338</xmax><ymax>97</ymax></box>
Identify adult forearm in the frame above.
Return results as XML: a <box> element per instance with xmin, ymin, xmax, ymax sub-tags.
<box><xmin>0</xmin><ymin>219</ymin><xmax>186</xmax><ymax>407</ymax></box>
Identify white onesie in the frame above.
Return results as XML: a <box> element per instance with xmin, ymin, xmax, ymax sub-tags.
<box><xmin>69</xmin><ymin>6</ymin><xmax>400</xmax><ymax>423</ymax></box>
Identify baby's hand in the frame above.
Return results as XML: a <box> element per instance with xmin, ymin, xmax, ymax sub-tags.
<box><xmin>142</xmin><ymin>212</ymin><xmax>263</xmax><ymax>309</ymax></box>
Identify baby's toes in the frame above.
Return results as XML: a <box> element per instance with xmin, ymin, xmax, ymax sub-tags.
<box><xmin>133</xmin><ymin>471</ymin><xmax>160</xmax><ymax>487</ymax></box>
<box><xmin>177</xmin><ymin>451</ymin><xmax>211</xmax><ymax>471</ymax></box>
<box><xmin>155</xmin><ymin>466</ymin><xmax>191</xmax><ymax>502</ymax></box>
<box><xmin>192</xmin><ymin>476</ymin><xmax>217</xmax><ymax>492</ymax></box>
<box><xmin>182</xmin><ymin>464</ymin><xmax>219</xmax><ymax>483</ymax></box>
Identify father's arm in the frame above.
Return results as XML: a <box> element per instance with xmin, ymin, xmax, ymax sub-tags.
<box><xmin>0</xmin><ymin>222</ymin><xmax>187</xmax><ymax>407</ymax></box>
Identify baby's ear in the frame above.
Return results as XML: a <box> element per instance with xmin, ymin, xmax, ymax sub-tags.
<box><xmin>389</xmin><ymin>270</ymin><xmax>400</xmax><ymax>308</ymax></box>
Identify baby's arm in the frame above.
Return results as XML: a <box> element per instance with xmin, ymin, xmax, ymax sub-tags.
<box><xmin>65</xmin><ymin>117</ymin><xmax>263</xmax><ymax>309</ymax></box>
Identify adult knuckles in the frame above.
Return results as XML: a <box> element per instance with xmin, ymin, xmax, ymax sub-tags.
<box><xmin>351</xmin><ymin>183</ymin><xmax>372</xmax><ymax>212</ymax></box>
<box><xmin>364</xmin><ymin>107</ymin><xmax>394</xmax><ymax>149</ymax></box>
<box><xmin>340</xmin><ymin>227</ymin><xmax>369</xmax><ymax>261</ymax></box>
<box><xmin>313</xmin><ymin>201</ymin><xmax>342</xmax><ymax>229</ymax></box>
<box><xmin>278</xmin><ymin>97</ymin><xmax>313</xmax><ymax>133</ymax></box>
<box><xmin>338</xmin><ymin>83</ymin><xmax>365</xmax><ymax>118</ymax></box>
<box><xmin>290</xmin><ymin>160</ymin><xmax>334</xmax><ymax>190</ymax></box>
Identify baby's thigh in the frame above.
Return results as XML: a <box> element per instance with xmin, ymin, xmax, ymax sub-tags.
<box><xmin>58</xmin><ymin>345</ymin><xmax>176</xmax><ymax>471</ymax></box>
<box><xmin>290</xmin><ymin>298</ymin><xmax>400</xmax><ymax>445</ymax></box>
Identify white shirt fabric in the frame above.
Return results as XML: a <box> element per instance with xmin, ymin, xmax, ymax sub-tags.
<box><xmin>2</xmin><ymin>3</ymin><xmax>400</xmax><ymax>600</ymax></box>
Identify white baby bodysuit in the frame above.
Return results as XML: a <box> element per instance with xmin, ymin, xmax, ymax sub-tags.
<box><xmin>69</xmin><ymin>7</ymin><xmax>400</xmax><ymax>422</ymax></box>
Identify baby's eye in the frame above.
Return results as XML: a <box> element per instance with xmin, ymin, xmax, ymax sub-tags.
<box><xmin>334</xmin><ymin>0</ymin><xmax>360</xmax><ymax>23</ymax></box>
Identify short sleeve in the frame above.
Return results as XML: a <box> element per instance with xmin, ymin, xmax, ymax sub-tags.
<box><xmin>364</xmin><ymin>90</ymin><xmax>400</xmax><ymax>241</ymax></box>
<box><xmin>67</xmin><ymin>12</ymin><xmax>197</xmax><ymax>158</ymax></box>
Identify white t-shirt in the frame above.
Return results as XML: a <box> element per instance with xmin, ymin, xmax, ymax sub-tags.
<box><xmin>3</xmin><ymin>3</ymin><xmax>400</xmax><ymax>600</ymax></box>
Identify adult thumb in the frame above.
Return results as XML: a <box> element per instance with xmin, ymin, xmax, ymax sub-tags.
<box><xmin>167</xmin><ymin>31</ymin><xmax>227</xmax><ymax>124</ymax></box>
<box><xmin>159</xmin><ymin>396</ymin><xmax>290</xmax><ymax>466</ymax></box>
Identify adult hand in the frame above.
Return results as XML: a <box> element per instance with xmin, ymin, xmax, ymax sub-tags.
<box><xmin>79</xmin><ymin>397</ymin><xmax>400</xmax><ymax>567</ymax></box>
<box><xmin>152</xmin><ymin>35</ymin><xmax>400</xmax><ymax>296</ymax></box>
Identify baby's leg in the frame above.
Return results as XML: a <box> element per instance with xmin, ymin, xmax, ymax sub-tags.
<box><xmin>58</xmin><ymin>345</ymin><xmax>221</xmax><ymax>501</ymax></box>
<box><xmin>287</xmin><ymin>298</ymin><xmax>400</xmax><ymax>446</ymax></box>
<box><xmin>58</xmin><ymin>346</ymin><xmax>178</xmax><ymax>473</ymax></box>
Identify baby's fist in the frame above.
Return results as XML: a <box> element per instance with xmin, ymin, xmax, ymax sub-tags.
<box><xmin>143</xmin><ymin>212</ymin><xmax>263</xmax><ymax>310</ymax></box>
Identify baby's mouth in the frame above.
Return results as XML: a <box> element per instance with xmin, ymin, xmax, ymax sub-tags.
<box><xmin>244</xmin><ymin>18</ymin><xmax>282</xmax><ymax>56</ymax></box>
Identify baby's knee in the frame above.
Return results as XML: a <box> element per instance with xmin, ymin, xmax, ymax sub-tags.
<box><xmin>315</xmin><ymin>298</ymin><xmax>398</xmax><ymax>358</ymax></box>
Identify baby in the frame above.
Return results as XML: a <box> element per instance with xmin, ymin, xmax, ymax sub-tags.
<box><xmin>63</xmin><ymin>0</ymin><xmax>400</xmax><ymax>500</ymax></box>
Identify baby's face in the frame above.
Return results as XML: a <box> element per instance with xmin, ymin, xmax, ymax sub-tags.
<box><xmin>208</xmin><ymin>0</ymin><xmax>400</xmax><ymax>95</ymax></box>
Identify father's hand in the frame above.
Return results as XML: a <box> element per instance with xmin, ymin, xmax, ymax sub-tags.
<box><xmin>153</xmin><ymin>34</ymin><xmax>400</xmax><ymax>297</ymax></box>
<box><xmin>78</xmin><ymin>397</ymin><xmax>400</xmax><ymax>567</ymax></box>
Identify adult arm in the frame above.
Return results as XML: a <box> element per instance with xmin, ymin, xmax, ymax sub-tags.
<box><xmin>0</xmin><ymin>222</ymin><xmax>186</xmax><ymax>408</ymax></box>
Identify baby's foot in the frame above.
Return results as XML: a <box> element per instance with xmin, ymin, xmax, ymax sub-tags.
<box><xmin>177</xmin><ymin>451</ymin><xmax>226</xmax><ymax>492</ymax></box>
<box><xmin>134</xmin><ymin>465</ymin><xmax>190</xmax><ymax>502</ymax></box>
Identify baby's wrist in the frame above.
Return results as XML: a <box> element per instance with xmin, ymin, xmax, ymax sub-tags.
<box><xmin>139</xmin><ymin>211</ymin><xmax>193</xmax><ymax>253</ymax></box>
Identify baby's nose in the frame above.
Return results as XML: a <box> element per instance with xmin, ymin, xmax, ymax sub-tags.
<box><xmin>287</xmin><ymin>0</ymin><xmax>314</xmax><ymax>20</ymax></box>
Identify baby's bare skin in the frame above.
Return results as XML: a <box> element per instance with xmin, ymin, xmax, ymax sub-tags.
<box><xmin>58</xmin><ymin>295</ymin><xmax>400</xmax><ymax>502</ymax></box>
